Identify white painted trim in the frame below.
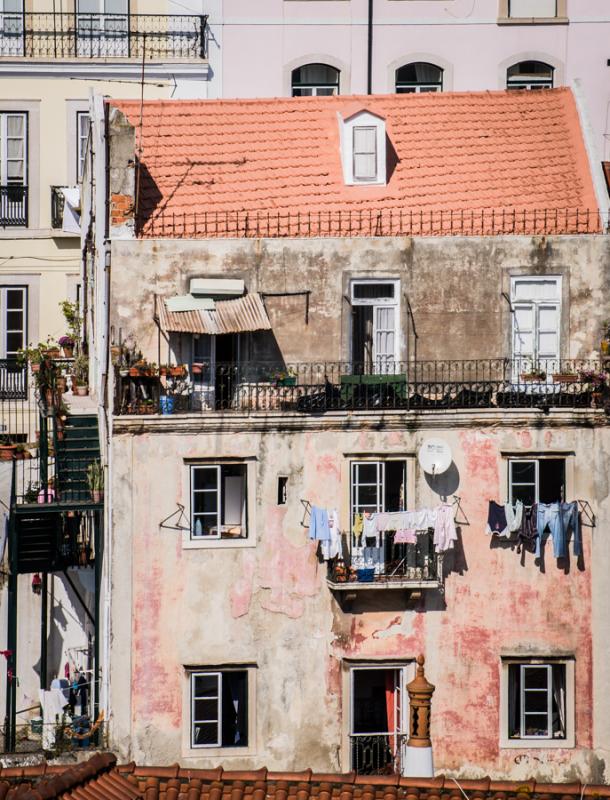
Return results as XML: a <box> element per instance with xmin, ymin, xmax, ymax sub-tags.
<box><xmin>340</xmin><ymin>111</ymin><xmax>387</xmax><ymax>186</ymax></box>
<box><xmin>386</xmin><ymin>52</ymin><xmax>453</xmax><ymax>93</ymax></box>
<box><xmin>283</xmin><ymin>53</ymin><xmax>350</xmax><ymax>97</ymax></box>
<box><xmin>497</xmin><ymin>51</ymin><xmax>564</xmax><ymax>90</ymax></box>
<box><xmin>0</xmin><ymin>60</ymin><xmax>210</xmax><ymax>80</ymax></box>
<box><xmin>571</xmin><ymin>78</ymin><xmax>610</xmax><ymax>212</ymax></box>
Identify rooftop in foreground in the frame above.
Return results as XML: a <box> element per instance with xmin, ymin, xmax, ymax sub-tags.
<box><xmin>5</xmin><ymin>755</ymin><xmax>610</xmax><ymax>799</ymax></box>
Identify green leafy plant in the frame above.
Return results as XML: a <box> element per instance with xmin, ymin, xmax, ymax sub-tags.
<box><xmin>59</xmin><ymin>300</ymin><xmax>81</xmax><ymax>343</ymax></box>
<box><xmin>86</xmin><ymin>459</ymin><xmax>104</xmax><ymax>492</ymax></box>
<box><xmin>73</xmin><ymin>354</ymin><xmax>89</xmax><ymax>384</ymax></box>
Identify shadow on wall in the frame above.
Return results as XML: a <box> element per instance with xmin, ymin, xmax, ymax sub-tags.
<box><xmin>134</xmin><ymin>159</ymin><xmax>165</xmax><ymax>234</ymax></box>
<box><xmin>423</xmin><ymin>461</ymin><xmax>460</xmax><ymax>499</ymax></box>
<box><xmin>386</xmin><ymin>134</ymin><xmax>400</xmax><ymax>183</ymax></box>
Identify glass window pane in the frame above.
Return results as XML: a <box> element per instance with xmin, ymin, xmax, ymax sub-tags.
<box><xmin>524</xmin><ymin>692</ymin><xmax>548</xmax><ymax>713</ymax></box>
<box><xmin>193</xmin><ymin>467</ymin><xmax>218</xmax><ymax>491</ymax></box>
<box><xmin>78</xmin><ymin>0</ymin><xmax>99</xmax><ymax>12</ymax></box>
<box><xmin>511</xmin><ymin>484</ymin><xmax>536</xmax><ymax>506</ymax></box>
<box><xmin>523</xmin><ymin>714</ymin><xmax>549</xmax><ymax>736</ymax></box>
<box><xmin>194</xmin><ymin>674</ymin><xmax>219</xmax><ymax>697</ymax></box>
<box><xmin>524</xmin><ymin>667</ymin><xmax>548</xmax><ymax>689</ymax></box>
<box><xmin>354</xmin><ymin>153</ymin><xmax>376</xmax><ymax>179</ymax></box>
<box><xmin>6</xmin><ymin>310</ymin><xmax>23</xmax><ymax>330</ymax></box>
<box><xmin>194</xmin><ymin>699</ymin><xmax>218</xmax><ymax>721</ymax></box>
<box><xmin>511</xmin><ymin>461</ymin><xmax>535</xmax><ymax>483</ymax></box>
<box><xmin>356</xmin><ymin>463</ymin><xmax>378</xmax><ymax>484</ymax></box>
<box><xmin>7</xmin><ymin>139</ymin><xmax>23</xmax><ymax>159</ymax></box>
<box><xmin>193</xmin><ymin>492</ymin><xmax>217</xmax><ymax>514</ymax></box>
<box><xmin>6</xmin><ymin>289</ymin><xmax>24</xmax><ymax>310</ymax></box>
<box><xmin>106</xmin><ymin>0</ymin><xmax>128</xmax><ymax>12</ymax></box>
<box><xmin>7</xmin><ymin>161</ymin><xmax>23</xmax><ymax>180</ymax></box>
<box><xmin>6</xmin><ymin>115</ymin><xmax>24</xmax><ymax>137</ymax></box>
<box><xmin>193</xmin><ymin>722</ymin><xmax>218</xmax><ymax>746</ymax></box>
<box><xmin>353</xmin><ymin>127</ymin><xmax>376</xmax><ymax>153</ymax></box>
<box><xmin>353</xmin><ymin>283</ymin><xmax>394</xmax><ymax>300</ymax></box>
<box><xmin>357</xmin><ymin>485</ymin><xmax>379</xmax><ymax>507</ymax></box>
<box><xmin>6</xmin><ymin>332</ymin><xmax>23</xmax><ymax>353</ymax></box>
<box><xmin>192</xmin><ymin>515</ymin><xmax>217</xmax><ymax>537</ymax></box>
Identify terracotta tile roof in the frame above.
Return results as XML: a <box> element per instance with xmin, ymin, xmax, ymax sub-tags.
<box><xmin>0</xmin><ymin>753</ymin><xmax>139</xmax><ymax>799</ymax></box>
<box><xmin>109</xmin><ymin>88</ymin><xmax>600</xmax><ymax>238</ymax></box>
<box><xmin>114</xmin><ymin>765</ymin><xmax>610</xmax><ymax>800</ymax></box>
<box><xmin>6</xmin><ymin>759</ymin><xmax>610</xmax><ymax>800</ymax></box>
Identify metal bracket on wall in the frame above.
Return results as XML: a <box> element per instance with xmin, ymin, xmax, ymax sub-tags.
<box><xmin>300</xmin><ymin>498</ymin><xmax>312</xmax><ymax>528</ymax></box>
<box><xmin>577</xmin><ymin>500</ymin><xmax>595</xmax><ymax>527</ymax></box>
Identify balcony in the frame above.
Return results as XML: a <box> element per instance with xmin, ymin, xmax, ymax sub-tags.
<box><xmin>0</xmin><ymin>185</ymin><xmax>27</xmax><ymax>227</ymax></box>
<box><xmin>0</xmin><ymin>13</ymin><xmax>207</xmax><ymax>60</ymax></box>
<box><xmin>114</xmin><ymin>359</ymin><xmax>609</xmax><ymax>416</ymax></box>
<box><xmin>327</xmin><ymin>530</ymin><xmax>444</xmax><ymax>594</ymax></box>
<box><xmin>350</xmin><ymin>733</ymin><xmax>407</xmax><ymax>776</ymax></box>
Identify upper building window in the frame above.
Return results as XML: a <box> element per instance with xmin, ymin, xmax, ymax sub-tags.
<box><xmin>76</xmin><ymin>0</ymin><xmax>129</xmax><ymax>58</ymax></box>
<box><xmin>507</xmin><ymin>61</ymin><xmax>554</xmax><ymax>90</ymax></box>
<box><xmin>350</xmin><ymin>280</ymin><xmax>399</xmax><ymax>371</ymax></box>
<box><xmin>508</xmin><ymin>0</ymin><xmax>557</xmax><ymax>17</ymax></box>
<box><xmin>340</xmin><ymin>110</ymin><xmax>387</xmax><ymax>187</ymax></box>
<box><xmin>0</xmin><ymin>0</ymin><xmax>24</xmax><ymax>57</ymax></box>
<box><xmin>395</xmin><ymin>62</ymin><xmax>443</xmax><ymax>94</ymax></box>
<box><xmin>292</xmin><ymin>63</ymin><xmax>340</xmax><ymax>97</ymax></box>
<box><xmin>190</xmin><ymin>463</ymin><xmax>248</xmax><ymax>540</ymax></box>
<box><xmin>0</xmin><ymin>112</ymin><xmax>27</xmax><ymax>227</ymax></box>
<box><xmin>511</xmin><ymin>276</ymin><xmax>560</xmax><ymax>366</ymax></box>
<box><xmin>189</xmin><ymin>669</ymin><xmax>248</xmax><ymax>749</ymax></box>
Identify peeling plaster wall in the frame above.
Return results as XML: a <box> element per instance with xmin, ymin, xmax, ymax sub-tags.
<box><xmin>108</xmin><ymin>415</ymin><xmax>610</xmax><ymax>781</ymax></box>
<box><xmin>109</xmin><ymin>236</ymin><xmax>610</xmax><ymax>363</ymax></box>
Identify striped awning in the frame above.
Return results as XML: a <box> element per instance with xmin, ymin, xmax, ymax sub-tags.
<box><xmin>156</xmin><ymin>292</ymin><xmax>271</xmax><ymax>335</ymax></box>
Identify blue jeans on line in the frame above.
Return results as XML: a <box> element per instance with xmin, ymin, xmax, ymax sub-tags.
<box><xmin>536</xmin><ymin>502</ymin><xmax>564</xmax><ymax>558</ymax></box>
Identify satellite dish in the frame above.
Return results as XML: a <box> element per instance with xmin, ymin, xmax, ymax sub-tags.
<box><xmin>418</xmin><ymin>438</ymin><xmax>452</xmax><ymax>476</ymax></box>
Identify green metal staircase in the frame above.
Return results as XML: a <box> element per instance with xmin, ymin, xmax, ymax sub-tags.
<box><xmin>55</xmin><ymin>413</ymin><xmax>101</xmax><ymax>503</ymax></box>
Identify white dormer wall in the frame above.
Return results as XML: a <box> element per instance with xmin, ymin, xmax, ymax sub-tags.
<box><xmin>339</xmin><ymin>110</ymin><xmax>387</xmax><ymax>186</ymax></box>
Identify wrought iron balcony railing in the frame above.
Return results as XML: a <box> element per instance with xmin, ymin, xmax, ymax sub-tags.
<box><xmin>51</xmin><ymin>185</ymin><xmax>65</xmax><ymax>229</ymax></box>
<box><xmin>0</xmin><ymin>185</ymin><xmax>27</xmax><ymax>226</ymax></box>
<box><xmin>350</xmin><ymin>733</ymin><xmax>407</xmax><ymax>775</ymax></box>
<box><xmin>0</xmin><ymin>13</ymin><xmax>207</xmax><ymax>60</ymax></box>
<box><xmin>114</xmin><ymin>358</ymin><xmax>610</xmax><ymax>416</ymax></box>
<box><xmin>328</xmin><ymin>529</ymin><xmax>444</xmax><ymax>592</ymax></box>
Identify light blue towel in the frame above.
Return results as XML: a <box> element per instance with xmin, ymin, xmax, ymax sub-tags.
<box><xmin>309</xmin><ymin>506</ymin><xmax>331</xmax><ymax>541</ymax></box>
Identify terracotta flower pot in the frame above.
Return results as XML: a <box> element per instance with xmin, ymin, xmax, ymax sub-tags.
<box><xmin>61</xmin><ymin>345</ymin><xmax>74</xmax><ymax>358</ymax></box>
<box><xmin>75</xmin><ymin>385</ymin><xmax>89</xmax><ymax>397</ymax></box>
<box><xmin>44</xmin><ymin>348</ymin><xmax>60</xmax><ymax>359</ymax></box>
<box><xmin>0</xmin><ymin>445</ymin><xmax>16</xmax><ymax>460</ymax></box>
<box><xmin>91</xmin><ymin>490</ymin><xmax>103</xmax><ymax>503</ymax></box>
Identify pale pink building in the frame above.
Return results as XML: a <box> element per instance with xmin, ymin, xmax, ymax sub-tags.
<box><xmin>201</xmin><ymin>0</ymin><xmax>610</xmax><ymax>158</ymax></box>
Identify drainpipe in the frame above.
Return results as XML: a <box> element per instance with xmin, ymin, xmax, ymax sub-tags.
<box><xmin>367</xmin><ymin>0</ymin><xmax>374</xmax><ymax>94</ymax></box>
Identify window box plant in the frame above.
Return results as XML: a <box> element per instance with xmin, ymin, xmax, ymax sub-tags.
<box><xmin>87</xmin><ymin>459</ymin><xmax>104</xmax><ymax>503</ymax></box>
<box><xmin>272</xmin><ymin>367</ymin><xmax>297</xmax><ymax>387</ymax></box>
<box><xmin>519</xmin><ymin>360</ymin><xmax>546</xmax><ymax>381</ymax></box>
<box><xmin>552</xmin><ymin>369</ymin><xmax>578</xmax><ymax>383</ymax></box>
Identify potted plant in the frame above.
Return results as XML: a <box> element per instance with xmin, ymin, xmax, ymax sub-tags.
<box><xmin>272</xmin><ymin>367</ymin><xmax>297</xmax><ymax>387</ymax></box>
<box><xmin>519</xmin><ymin>360</ymin><xmax>546</xmax><ymax>382</ymax></box>
<box><xmin>87</xmin><ymin>459</ymin><xmax>104</xmax><ymax>503</ymax></box>
<box><xmin>43</xmin><ymin>341</ymin><xmax>60</xmax><ymax>359</ymax></box>
<box><xmin>14</xmin><ymin>443</ymin><xmax>31</xmax><ymax>461</ymax></box>
<box><xmin>0</xmin><ymin>436</ymin><xmax>17</xmax><ymax>460</ymax></box>
<box><xmin>73</xmin><ymin>354</ymin><xmax>89</xmax><ymax>395</ymax></box>
<box><xmin>55</xmin><ymin>400</ymin><xmax>70</xmax><ymax>441</ymax></box>
<box><xmin>552</xmin><ymin>367</ymin><xmax>578</xmax><ymax>383</ymax></box>
<box><xmin>58</xmin><ymin>335</ymin><xmax>75</xmax><ymax>358</ymax></box>
<box><xmin>59</xmin><ymin>299</ymin><xmax>81</xmax><ymax>345</ymax></box>
<box><xmin>578</xmin><ymin>368</ymin><xmax>607</xmax><ymax>406</ymax></box>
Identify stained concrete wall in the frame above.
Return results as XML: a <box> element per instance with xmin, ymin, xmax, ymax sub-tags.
<box><xmin>108</xmin><ymin>412</ymin><xmax>610</xmax><ymax>781</ymax></box>
<box><xmin>109</xmin><ymin>235</ymin><xmax>610</xmax><ymax>365</ymax></box>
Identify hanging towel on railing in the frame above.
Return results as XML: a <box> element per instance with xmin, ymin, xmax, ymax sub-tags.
<box><xmin>433</xmin><ymin>503</ymin><xmax>457</xmax><ymax>552</ymax></box>
<box><xmin>321</xmin><ymin>509</ymin><xmax>341</xmax><ymax>560</ymax></box>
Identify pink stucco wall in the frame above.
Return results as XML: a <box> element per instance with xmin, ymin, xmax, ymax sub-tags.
<box><xmin>212</xmin><ymin>0</ymin><xmax>610</xmax><ymax>159</ymax></box>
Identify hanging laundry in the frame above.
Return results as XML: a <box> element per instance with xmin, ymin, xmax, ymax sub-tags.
<box><xmin>504</xmin><ymin>500</ymin><xmax>523</xmax><ymax>535</ymax></box>
<box><xmin>433</xmin><ymin>503</ymin><xmax>457</xmax><ymax>552</ymax></box>
<box><xmin>352</xmin><ymin>513</ymin><xmax>363</xmax><ymax>543</ymax></box>
<box><xmin>321</xmin><ymin>509</ymin><xmax>342</xmax><ymax>560</ymax></box>
<box><xmin>393</xmin><ymin>528</ymin><xmax>417</xmax><ymax>544</ymax></box>
<box><xmin>309</xmin><ymin>506</ymin><xmax>330</xmax><ymax>541</ymax></box>
<box><xmin>517</xmin><ymin>503</ymin><xmax>538</xmax><ymax>554</ymax></box>
<box><xmin>486</xmin><ymin>500</ymin><xmax>508</xmax><ymax>537</ymax></box>
<box><xmin>561</xmin><ymin>501</ymin><xmax>581</xmax><ymax>557</ymax></box>
<box><xmin>535</xmin><ymin>501</ymin><xmax>581</xmax><ymax>558</ymax></box>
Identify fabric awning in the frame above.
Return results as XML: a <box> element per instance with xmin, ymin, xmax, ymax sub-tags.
<box><xmin>156</xmin><ymin>292</ymin><xmax>272</xmax><ymax>335</ymax></box>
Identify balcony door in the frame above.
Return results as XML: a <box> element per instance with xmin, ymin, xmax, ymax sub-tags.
<box><xmin>511</xmin><ymin>277</ymin><xmax>561</xmax><ymax>378</ymax></box>
<box><xmin>351</xmin><ymin>280</ymin><xmax>399</xmax><ymax>374</ymax></box>
<box><xmin>0</xmin><ymin>286</ymin><xmax>27</xmax><ymax>399</ymax></box>
<box><xmin>0</xmin><ymin>0</ymin><xmax>23</xmax><ymax>58</ymax></box>
<box><xmin>350</xmin><ymin>667</ymin><xmax>406</xmax><ymax>775</ymax></box>
<box><xmin>0</xmin><ymin>112</ymin><xmax>27</xmax><ymax>227</ymax></box>
<box><xmin>77</xmin><ymin>0</ymin><xmax>129</xmax><ymax>57</ymax></box>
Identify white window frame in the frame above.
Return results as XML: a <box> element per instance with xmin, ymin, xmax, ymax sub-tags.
<box><xmin>507</xmin><ymin>456</ymin><xmax>566</xmax><ymax>507</ymax></box>
<box><xmin>395</xmin><ymin>62</ymin><xmax>443</xmax><ymax>94</ymax></box>
<box><xmin>350</xmin><ymin>458</ymin><xmax>407</xmax><ymax>520</ymax></box>
<box><xmin>508</xmin><ymin>0</ymin><xmax>557</xmax><ymax>18</ymax></box>
<box><xmin>76</xmin><ymin>111</ymin><xmax>90</xmax><ymax>183</ymax></box>
<box><xmin>190</xmin><ymin>671</ymin><xmax>222</xmax><ymax>749</ymax></box>
<box><xmin>520</xmin><ymin>664</ymin><xmax>552</xmax><ymax>739</ymax></box>
<box><xmin>500</xmin><ymin>657</ymin><xmax>574</xmax><ymax>749</ymax></box>
<box><xmin>190</xmin><ymin>463</ymin><xmax>248</xmax><ymax>542</ymax></box>
<box><xmin>511</xmin><ymin>275</ymin><xmax>561</xmax><ymax>370</ymax></box>
<box><xmin>350</xmin><ymin>279</ymin><xmax>400</xmax><ymax>367</ymax></box>
<box><xmin>0</xmin><ymin>285</ymin><xmax>26</xmax><ymax>359</ymax></box>
<box><xmin>0</xmin><ymin>111</ymin><xmax>27</xmax><ymax>187</ymax></box>
<box><xmin>507</xmin><ymin>61</ymin><xmax>554</xmax><ymax>90</ymax></box>
<box><xmin>184</xmin><ymin>666</ymin><xmax>256</xmax><ymax>758</ymax></box>
<box><xmin>291</xmin><ymin>63</ymin><xmax>340</xmax><ymax>97</ymax></box>
<box><xmin>341</xmin><ymin>110</ymin><xmax>386</xmax><ymax>187</ymax></box>
<box><xmin>352</xmin><ymin>126</ymin><xmax>377</xmax><ymax>182</ymax></box>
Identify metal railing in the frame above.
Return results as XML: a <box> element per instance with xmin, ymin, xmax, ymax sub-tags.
<box><xmin>0</xmin><ymin>185</ymin><xmax>27</xmax><ymax>227</ymax></box>
<box><xmin>1</xmin><ymin>719</ymin><xmax>106</xmax><ymax>756</ymax></box>
<box><xmin>139</xmin><ymin>207</ymin><xmax>610</xmax><ymax>239</ymax></box>
<box><xmin>51</xmin><ymin>185</ymin><xmax>65</xmax><ymax>229</ymax></box>
<box><xmin>0</xmin><ymin>12</ymin><xmax>207</xmax><ymax>60</ymax></box>
<box><xmin>328</xmin><ymin>530</ymin><xmax>441</xmax><ymax>585</ymax></box>
<box><xmin>114</xmin><ymin>359</ymin><xmax>609</xmax><ymax>415</ymax></box>
<box><xmin>350</xmin><ymin>733</ymin><xmax>406</xmax><ymax>775</ymax></box>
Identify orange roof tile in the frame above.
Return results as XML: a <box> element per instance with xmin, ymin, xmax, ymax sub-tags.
<box><xmin>109</xmin><ymin>89</ymin><xmax>599</xmax><ymax>238</ymax></box>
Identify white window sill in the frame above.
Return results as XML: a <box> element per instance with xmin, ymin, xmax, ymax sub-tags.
<box><xmin>182</xmin><ymin>536</ymin><xmax>255</xmax><ymax>550</ymax></box>
<box><xmin>182</xmin><ymin>746</ymin><xmax>255</xmax><ymax>759</ymax></box>
<box><xmin>500</xmin><ymin>736</ymin><xmax>574</xmax><ymax>749</ymax></box>
<box><xmin>497</xmin><ymin>16</ymin><xmax>568</xmax><ymax>24</ymax></box>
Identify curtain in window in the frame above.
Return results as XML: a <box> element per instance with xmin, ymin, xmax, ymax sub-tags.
<box><xmin>296</xmin><ymin>64</ymin><xmax>339</xmax><ymax>85</ymax></box>
<box><xmin>397</xmin><ymin>62</ymin><xmax>442</xmax><ymax>85</ymax></box>
<box><xmin>385</xmin><ymin>671</ymin><xmax>396</xmax><ymax>754</ymax></box>
<box><xmin>222</xmin><ymin>672</ymin><xmax>248</xmax><ymax>746</ymax></box>
<box><xmin>508</xmin><ymin>665</ymin><xmax>519</xmax><ymax>737</ymax></box>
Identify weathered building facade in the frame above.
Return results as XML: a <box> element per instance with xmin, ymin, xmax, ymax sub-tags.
<box><xmin>82</xmin><ymin>89</ymin><xmax>610</xmax><ymax>779</ymax></box>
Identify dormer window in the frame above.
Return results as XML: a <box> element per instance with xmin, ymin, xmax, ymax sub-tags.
<box><xmin>353</xmin><ymin>126</ymin><xmax>377</xmax><ymax>182</ymax></box>
<box><xmin>340</xmin><ymin>110</ymin><xmax>387</xmax><ymax>186</ymax></box>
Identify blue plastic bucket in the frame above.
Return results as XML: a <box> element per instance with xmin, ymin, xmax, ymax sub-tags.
<box><xmin>160</xmin><ymin>396</ymin><xmax>175</xmax><ymax>415</ymax></box>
